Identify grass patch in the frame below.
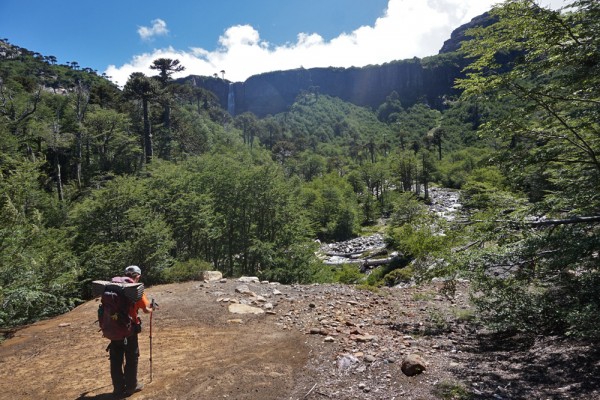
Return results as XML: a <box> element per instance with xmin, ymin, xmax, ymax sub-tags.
<box><xmin>412</xmin><ymin>290</ymin><xmax>437</xmax><ymax>301</ymax></box>
<box><xmin>434</xmin><ymin>380</ymin><xmax>472</xmax><ymax>400</ymax></box>
<box><xmin>453</xmin><ymin>308</ymin><xmax>476</xmax><ymax>323</ymax></box>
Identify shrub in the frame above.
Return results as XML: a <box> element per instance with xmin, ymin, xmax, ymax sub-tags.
<box><xmin>335</xmin><ymin>264</ymin><xmax>364</xmax><ymax>284</ymax></box>
<box><xmin>383</xmin><ymin>266</ymin><xmax>415</xmax><ymax>286</ymax></box>
<box><xmin>162</xmin><ymin>259</ymin><xmax>212</xmax><ymax>283</ymax></box>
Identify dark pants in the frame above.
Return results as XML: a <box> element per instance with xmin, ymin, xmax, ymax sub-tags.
<box><xmin>109</xmin><ymin>334</ymin><xmax>139</xmax><ymax>393</ymax></box>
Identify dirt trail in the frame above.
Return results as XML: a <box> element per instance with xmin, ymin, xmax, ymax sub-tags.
<box><xmin>0</xmin><ymin>281</ymin><xmax>310</xmax><ymax>400</ymax></box>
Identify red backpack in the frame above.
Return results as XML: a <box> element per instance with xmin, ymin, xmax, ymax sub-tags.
<box><xmin>98</xmin><ymin>277</ymin><xmax>135</xmax><ymax>340</ymax></box>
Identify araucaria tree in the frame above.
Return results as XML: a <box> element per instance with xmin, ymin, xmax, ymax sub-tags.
<box><xmin>150</xmin><ymin>58</ymin><xmax>185</xmax><ymax>159</ymax></box>
<box><xmin>456</xmin><ymin>0</ymin><xmax>600</xmax><ymax>338</ymax></box>
<box><xmin>123</xmin><ymin>72</ymin><xmax>160</xmax><ymax>164</ymax></box>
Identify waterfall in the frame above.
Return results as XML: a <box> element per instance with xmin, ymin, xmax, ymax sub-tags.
<box><xmin>227</xmin><ymin>83</ymin><xmax>235</xmax><ymax>116</ymax></box>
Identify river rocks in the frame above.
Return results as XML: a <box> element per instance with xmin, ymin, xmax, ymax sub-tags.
<box><xmin>429</xmin><ymin>187</ymin><xmax>462</xmax><ymax>222</ymax></box>
<box><xmin>317</xmin><ymin>188</ymin><xmax>462</xmax><ymax>267</ymax></box>
<box><xmin>319</xmin><ymin>234</ymin><xmax>388</xmax><ymax>265</ymax></box>
<box><xmin>321</xmin><ymin>234</ymin><xmax>386</xmax><ymax>257</ymax></box>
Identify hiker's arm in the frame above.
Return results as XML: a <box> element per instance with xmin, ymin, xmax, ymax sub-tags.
<box><xmin>139</xmin><ymin>294</ymin><xmax>152</xmax><ymax>313</ymax></box>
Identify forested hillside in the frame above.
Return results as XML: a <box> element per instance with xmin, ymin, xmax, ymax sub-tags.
<box><xmin>1</xmin><ymin>0</ymin><xmax>598</xmax><ymax>343</ymax></box>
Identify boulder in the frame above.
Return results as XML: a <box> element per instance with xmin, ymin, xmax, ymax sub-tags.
<box><xmin>401</xmin><ymin>354</ymin><xmax>427</xmax><ymax>376</ymax></box>
<box><xmin>202</xmin><ymin>271</ymin><xmax>223</xmax><ymax>281</ymax></box>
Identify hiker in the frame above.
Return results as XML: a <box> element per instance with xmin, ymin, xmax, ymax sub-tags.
<box><xmin>107</xmin><ymin>265</ymin><xmax>153</xmax><ymax>398</ymax></box>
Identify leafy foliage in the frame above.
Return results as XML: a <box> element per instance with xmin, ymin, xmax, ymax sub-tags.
<box><xmin>455</xmin><ymin>0</ymin><xmax>600</xmax><ymax>337</ymax></box>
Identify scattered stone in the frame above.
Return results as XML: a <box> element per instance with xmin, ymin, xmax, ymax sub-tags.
<box><xmin>227</xmin><ymin>319</ymin><xmax>243</xmax><ymax>324</ymax></box>
<box><xmin>353</xmin><ymin>334</ymin><xmax>377</xmax><ymax>342</ymax></box>
<box><xmin>58</xmin><ymin>323</ymin><xmax>70</xmax><ymax>328</ymax></box>
<box><xmin>324</xmin><ymin>336</ymin><xmax>335</xmax><ymax>342</ymax></box>
<box><xmin>401</xmin><ymin>354</ymin><xmax>428</xmax><ymax>376</ymax></box>
<box><xmin>235</xmin><ymin>284</ymin><xmax>255</xmax><ymax>296</ymax></box>
<box><xmin>337</xmin><ymin>354</ymin><xmax>359</xmax><ymax>370</ymax></box>
<box><xmin>364</xmin><ymin>355</ymin><xmax>376</xmax><ymax>363</ymax></box>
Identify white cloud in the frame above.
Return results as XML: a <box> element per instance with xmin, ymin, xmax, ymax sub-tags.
<box><xmin>108</xmin><ymin>0</ymin><xmax>568</xmax><ymax>87</ymax></box>
<box><xmin>137</xmin><ymin>19</ymin><xmax>169</xmax><ymax>41</ymax></box>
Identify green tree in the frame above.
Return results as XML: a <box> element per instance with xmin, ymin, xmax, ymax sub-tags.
<box><xmin>233</xmin><ymin>112</ymin><xmax>259</xmax><ymax>148</ymax></box>
<box><xmin>69</xmin><ymin>175</ymin><xmax>174</xmax><ymax>286</ymax></box>
<box><xmin>150</xmin><ymin>58</ymin><xmax>185</xmax><ymax>85</ymax></box>
<box><xmin>0</xmin><ymin>158</ymin><xmax>80</xmax><ymax>326</ymax></box>
<box><xmin>84</xmin><ymin>107</ymin><xmax>139</xmax><ymax>175</ymax></box>
<box><xmin>376</xmin><ymin>91</ymin><xmax>403</xmax><ymax>123</ymax></box>
<box><xmin>456</xmin><ymin>0</ymin><xmax>600</xmax><ymax>338</ymax></box>
<box><xmin>301</xmin><ymin>173</ymin><xmax>360</xmax><ymax>241</ymax></box>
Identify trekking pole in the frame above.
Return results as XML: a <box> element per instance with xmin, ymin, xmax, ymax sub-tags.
<box><xmin>149</xmin><ymin>298</ymin><xmax>156</xmax><ymax>383</ymax></box>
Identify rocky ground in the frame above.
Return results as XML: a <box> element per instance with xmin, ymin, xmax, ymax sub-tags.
<box><xmin>1</xmin><ymin>276</ymin><xmax>598</xmax><ymax>400</ymax></box>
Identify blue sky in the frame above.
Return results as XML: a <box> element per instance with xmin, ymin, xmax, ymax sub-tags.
<box><xmin>1</xmin><ymin>0</ymin><xmax>566</xmax><ymax>86</ymax></box>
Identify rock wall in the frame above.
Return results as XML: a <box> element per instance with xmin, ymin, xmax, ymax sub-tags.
<box><xmin>183</xmin><ymin>57</ymin><xmax>465</xmax><ymax>118</ymax></box>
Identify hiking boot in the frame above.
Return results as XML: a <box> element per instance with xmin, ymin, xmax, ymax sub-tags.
<box><xmin>125</xmin><ymin>382</ymin><xmax>144</xmax><ymax>396</ymax></box>
<box><xmin>112</xmin><ymin>390</ymin><xmax>126</xmax><ymax>399</ymax></box>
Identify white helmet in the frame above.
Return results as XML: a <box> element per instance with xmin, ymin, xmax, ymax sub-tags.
<box><xmin>124</xmin><ymin>265</ymin><xmax>142</xmax><ymax>276</ymax></box>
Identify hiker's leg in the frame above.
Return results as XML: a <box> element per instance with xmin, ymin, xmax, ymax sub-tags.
<box><xmin>109</xmin><ymin>340</ymin><xmax>126</xmax><ymax>393</ymax></box>
<box><xmin>124</xmin><ymin>334</ymin><xmax>140</xmax><ymax>391</ymax></box>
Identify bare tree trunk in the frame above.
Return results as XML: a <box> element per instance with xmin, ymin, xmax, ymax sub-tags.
<box><xmin>75</xmin><ymin>131</ymin><xmax>82</xmax><ymax>188</ymax></box>
<box><xmin>55</xmin><ymin>154</ymin><xmax>64</xmax><ymax>202</ymax></box>
<box><xmin>143</xmin><ymin>98</ymin><xmax>153</xmax><ymax>163</ymax></box>
<box><xmin>74</xmin><ymin>80</ymin><xmax>89</xmax><ymax>188</ymax></box>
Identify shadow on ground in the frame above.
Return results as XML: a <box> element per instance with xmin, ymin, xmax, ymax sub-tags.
<box><xmin>451</xmin><ymin>331</ymin><xmax>600</xmax><ymax>399</ymax></box>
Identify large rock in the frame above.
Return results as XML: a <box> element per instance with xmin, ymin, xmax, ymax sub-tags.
<box><xmin>401</xmin><ymin>354</ymin><xmax>427</xmax><ymax>376</ymax></box>
<box><xmin>235</xmin><ymin>284</ymin><xmax>256</xmax><ymax>296</ymax></box>
<box><xmin>238</xmin><ymin>276</ymin><xmax>260</xmax><ymax>283</ymax></box>
<box><xmin>228</xmin><ymin>304</ymin><xmax>264</xmax><ymax>315</ymax></box>
<box><xmin>202</xmin><ymin>271</ymin><xmax>223</xmax><ymax>281</ymax></box>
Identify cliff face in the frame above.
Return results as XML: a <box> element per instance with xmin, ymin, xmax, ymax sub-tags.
<box><xmin>181</xmin><ymin>13</ymin><xmax>491</xmax><ymax>117</ymax></box>
<box><xmin>238</xmin><ymin>58</ymin><xmax>463</xmax><ymax>116</ymax></box>
<box><xmin>184</xmin><ymin>57</ymin><xmax>464</xmax><ymax>118</ymax></box>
